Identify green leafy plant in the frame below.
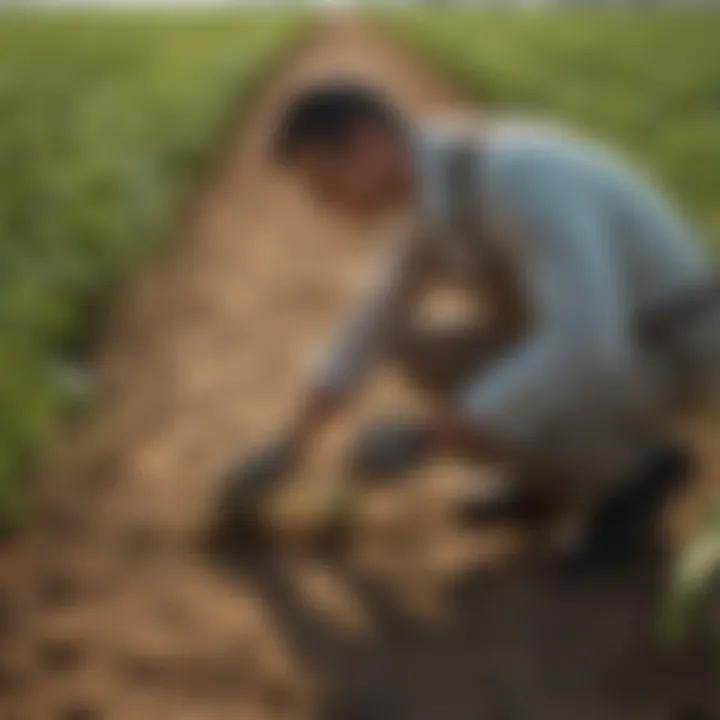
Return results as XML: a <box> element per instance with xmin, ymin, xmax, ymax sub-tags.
<box><xmin>0</xmin><ymin>10</ymin><xmax>307</xmax><ymax>522</ymax></box>
<box><xmin>663</xmin><ymin>511</ymin><xmax>720</xmax><ymax>642</ymax></box>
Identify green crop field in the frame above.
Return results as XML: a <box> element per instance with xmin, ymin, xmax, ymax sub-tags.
<box><xmin>388</xmin><ymin>11</ymin><xmax>720</xmax><ymax>243</ymax></box>
<box><xmin>0</xmin><ymin>11</ymin><xmax>306</xmax><ymax>520</ymax></box>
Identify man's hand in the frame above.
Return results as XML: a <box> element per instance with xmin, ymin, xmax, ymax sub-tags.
<box><xmin>348</xmin><ymin>408</ymin><xmax>485</xmax><ymax>482</ymax></box>
<box><xmin>217</xmin><ymin>388</ymin><xmax>344</xmax><ymax>525</ymax></box>
<box><xmin>349</xmin><ymin>415</ymin><xmax>432</xmax><ymax>481</ymax></box>
<box><xmin>219</xmin><ymin>433</ymin><xmax>301</xmax><ymax>520</ymax></box>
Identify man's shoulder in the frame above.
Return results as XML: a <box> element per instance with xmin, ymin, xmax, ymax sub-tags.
<box><xmin>416</xmin><ymin>114</ymin><xmax>611</xmax><ymax>180</ymax></box>
<box><xmin>417</xmin><ymin>113</ymin><xmax>577</xmax><ymax>149</ymax></box>
<box><xmin>481</xmin><ymin>120</ymin><xmax>637</xmax><ymax>210</ymax></box>
<box><xmin>413</xmin><ymin>114</ymin><xmax>626</xmax><ymax>228</ymax></box>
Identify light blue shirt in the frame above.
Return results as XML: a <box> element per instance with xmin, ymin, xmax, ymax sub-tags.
<box><xmin>312</xmin><ymin>118</ymin><xmax>711</xmax><ymax>453</ymax></box>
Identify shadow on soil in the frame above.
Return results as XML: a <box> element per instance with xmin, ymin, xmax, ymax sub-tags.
<box><xmin>209</xmin><ymin>537</ymin><xmax>719</xmax><ymax>720</ymax></box>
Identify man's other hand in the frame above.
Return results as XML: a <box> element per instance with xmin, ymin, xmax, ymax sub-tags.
<box><xmin>349</xmin><ymin>415</ymin><xmax>432</xmax><ymax>481</ymax></box>
<box><xmin>218</xmin><ymin>434</ymin><xmax>300</xmax><ymax>523</ymax></box>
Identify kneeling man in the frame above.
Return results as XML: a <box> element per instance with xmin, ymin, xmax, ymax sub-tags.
<box><xmin>222</xmin><ymin>82</ymin><xmax>720</xmax><ymax>565</ymax></box>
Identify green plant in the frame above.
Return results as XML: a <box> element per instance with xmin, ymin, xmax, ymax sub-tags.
<box><xmin>0</xmin><ymin>10</ymin><xmax>307</xmax><ymax>521</ymax></box>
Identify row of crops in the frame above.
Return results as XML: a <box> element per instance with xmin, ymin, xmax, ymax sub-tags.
<box><xmin>387</xmin><ymin>10</ymin><xmax>720</xmax><ymax>244</ymax></box>
<box><xmin>0</xmin><ymin>11</ymin><xmax>306</xmax><ymax>521</ymax></box>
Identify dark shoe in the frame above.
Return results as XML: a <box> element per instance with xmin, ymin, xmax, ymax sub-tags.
<box><xmin>322</xmin><ymin>683</ymin><xmax>404</xmax><ymax>720</ymax></box>
<box><xmin>561</xmin><ymin>443</ymin><xmax>694</xmax><ymax>572</ymax></box>
<box><xmin>348</xmin><ymin>415</ymin><xmax>432</xmax><ymax>483</ymax></box>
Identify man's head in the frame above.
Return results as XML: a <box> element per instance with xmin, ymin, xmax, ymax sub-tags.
<box><xmin>273</xmin><ymin>82</ymin><xmax>416</xmax><ymax>220</ymax></box>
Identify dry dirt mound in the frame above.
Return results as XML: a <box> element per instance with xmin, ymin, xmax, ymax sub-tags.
<box><xmin>1</xmin><ymin>20</ymin><xmax>718</xmax><ymax>720</ymax></box>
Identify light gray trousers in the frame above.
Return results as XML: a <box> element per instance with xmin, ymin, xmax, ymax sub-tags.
<box><xmin>389</xmin><ymin>292</ymin><xmax>720</xmax><ymax>503</ymax></box>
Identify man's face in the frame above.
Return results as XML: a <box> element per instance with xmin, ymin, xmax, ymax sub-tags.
<box><xmin>288</xmin><ymin>122</ymin><xmax>413</xmax><ymax>220</ymax></box>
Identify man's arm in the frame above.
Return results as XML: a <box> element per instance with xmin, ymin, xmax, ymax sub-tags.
<box><xmin>428</xmin><ymin>162</ymin><xmax>634</xmax><ymax>460</ymax></box>
<box><xmin>220</xmin><ymin>227</ymin><xmax>433</xmax><ymax>514</ymax></box>
<box><xmin>280</xmin><ymin>226</ymin><xmax>434</xmax><ymax>454</ymax></box>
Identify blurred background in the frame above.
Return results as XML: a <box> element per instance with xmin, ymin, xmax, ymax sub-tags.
<box><xmin>0</xmin><ymin>2</ymin><xmax>718</xmax><ymax>719</ymax></box>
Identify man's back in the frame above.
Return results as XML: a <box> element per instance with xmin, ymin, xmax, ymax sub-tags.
<box><xmin>418</xmin><ymin>117</ymin><xmax>710</xmax><ymax>320</ymax></box>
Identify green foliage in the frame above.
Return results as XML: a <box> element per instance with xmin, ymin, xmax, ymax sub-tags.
<box><xmin>387</xmin><ymin>10</ymin><xmax>720</xmax><ymax>244</ymax></box>
<box><xmin>0</xmin><ymin>10</ymin><xmax>305</xmax><ymax>519</ymax></box>
<box><xmin>663</xmin><ymin>511</ymin><xmax>720</xmax><ymax>641</ymax></box>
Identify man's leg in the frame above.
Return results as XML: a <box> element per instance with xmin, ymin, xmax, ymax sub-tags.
<box><xmin>549</xmin><ymin>287</ymin><xmax>720</xmax><ymax>568</ymax></box>
<box><xmin>353</xmin><ymin>319</ymin><xmax>694</xmax><ymax>564</ymax></box>
<box><xmin>546</xmin><ymin>339</ymin><xmax>697</xmax><ymax>569</ymax></box>
<box><xmin>398</xmin><ymin>320</ymin><xmax>694</xmax><ymax>561</ymax></box>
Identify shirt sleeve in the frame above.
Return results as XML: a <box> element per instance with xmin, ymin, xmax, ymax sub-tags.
<box><xmin>455</xmin><ymin>161</ymin><xmax>635</xmax><ymax>449</ymax></box>
<box><xmin>311</xmin><ymin>227</ymin><xmax>433</xmax><ymax>397</ymax></box>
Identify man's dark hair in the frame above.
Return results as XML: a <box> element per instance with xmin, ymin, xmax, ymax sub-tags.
<box><xmin>273</xmin><ymin>82</ymin><xmax>407</xmax><ymax>161</ymax></box>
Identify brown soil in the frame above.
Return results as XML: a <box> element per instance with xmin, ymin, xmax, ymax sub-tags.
<box><xmin>1</xmin><ymin>19</ymin><xmax>718</xmax><ymax>720</ymax></box>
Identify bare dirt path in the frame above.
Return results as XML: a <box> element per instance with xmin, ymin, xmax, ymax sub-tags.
<box><xmin>1</xmin><ymin>19</ymin><xmax>718</xmax><ymax>720</ymax></box>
